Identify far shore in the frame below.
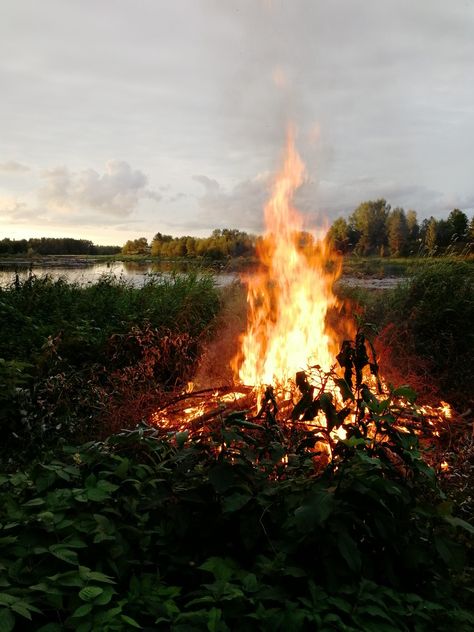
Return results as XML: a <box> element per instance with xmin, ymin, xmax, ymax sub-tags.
<box><xmin>0</xmin><ymin>253</ymin><xmax>472</xmax><ymax>278</ymax></box>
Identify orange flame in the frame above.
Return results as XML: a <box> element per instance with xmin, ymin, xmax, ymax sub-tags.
<box><xmin>232</xmin><ymin>128</ymin><xmax>343</xmax><ymax>393</ymax></box>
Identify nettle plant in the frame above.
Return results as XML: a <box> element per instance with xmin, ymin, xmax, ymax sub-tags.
<box><xmin>0</xmin><ymin>333</ymin><xmax>472</xmax><ymax>631</ymax></box>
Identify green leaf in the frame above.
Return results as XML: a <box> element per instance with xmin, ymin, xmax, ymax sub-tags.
<box><xmin>97</xmin><ymin>480</ymin><xmax>119</xmax><ymax>493</ymax></box>
<box><xmin>392</xmin><ymin>385</ymin><xmax>417</xmax><ymax>402</ymax></box>
<box><xmin>175</xmin><ymin>431</ymin><xmax>189</xmax><ymax>448</ymax></box>
<box><xmin>120</xmin><ymin>614</ymin><xmax>141</xmax><ymax>628</ymax></box>
<box><xmin>93</xmin><ymin>587</ymin><xmax>114</xmax><ymax>606</ymax></box>
<box><xmin>443</xmin><ymin>515</ymin><xmax>474</xmax><ymax>534</ymax></box>
<box><xmin>72</xmin><ymin>603</ymin><xmax>93</xmax><ymax>618</ymax></box>
<box><xmin>207</xmin><ymin>607</ymin><xmax>222</xmax><ymax>632</ymax></box>
<box><xmin>11</xmin><ymin>601</ymin><xmax>41</xmax><ymax>619</ymax></box>
<box><xmin>79</xmin><ymin>569</ymin><xmax>116</xmax><ymax>585</ymax></box>
<box><xmin>79</xmin><ymin>586</ymin><xmax>103</xmax><ymax>602</ymax></box>
<box><xmin>0</xmin><ymin>596</ymin><xmax>15</xmax><ymax>607</ymax></box>
<box><xmin>85</xmin><ymin>487</ymin><xmax>109</xmax><ymax>502</ymax></box>
<box><xmin>22</xmin><ymin>498</ymin><xmax>46</xmax><ymax>507</ymax></box>
<box><xmin>227</xmin><ymin>418</ymin><xmax>262</xmax><ymax>430</ymax></box>
<box><xmin>359</xmin><ymin>604</ymin><xmax>392</xmax><ymax>622</ymax></box>
<box><xmin>294</xmin><ymin>491</ymin><xmax>334</xmax><ymax>531</ymax></box>
<box><xmin>0</xmin><ymin>608</ymin><xmax>15</xmax><ymax>632</ymax></box>
<box><xmin>199</xmin><ymin>557</ymin><xmax>236</xmax><ymax>582</ymax></box>
<box><xmin>222</xmin><ymin>492</ymin><xmax>252</xmax><ymax>513</ymax></box>
<box><xmin>47</xmin><ymin>570</ymin><xmax>83</xmax><ymax>587</ymax></box>
<box><xmin>334</xmin><ymin>378</ymin><xmax>354</xmax><ymax>402</ymax></box>
<box><xmin>336</xmin><ymin>531</ymin><xmax>361</xmax><ymax>573</ymax></box>
<box><xmin>48</xmin><ymin>544</ymin><xmax>78</xmax><ymax>565</ymax></box>
<box><xmin>342</xmin><ymin>437</ymin><xmax>367</xmax><ymax>448</ymax></box>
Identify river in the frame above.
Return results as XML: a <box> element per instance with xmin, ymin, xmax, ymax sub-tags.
<box><xmin>0</xmin><ymin>260</ymin><xmax>403</xmax><ymax>290</ymax></box>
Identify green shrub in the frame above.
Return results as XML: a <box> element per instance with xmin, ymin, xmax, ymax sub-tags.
<box><xmin>0</xmin><ymin>344</ymin><xmax>472</xmax><ymax>631</ymax></box>
<box><xmin>0</xmin><ymin>415</ymin><xmax>472</xmax><ymax>630</ymax></box>
<box><xmin>383</xmin><ymin>261</ymin><xmax>474</xmax><ymax>404</ymax></box>
<box><xmin>0</xmin><ymin>274</ymin><xmax>220</xmax><ymax>465</ymax></box>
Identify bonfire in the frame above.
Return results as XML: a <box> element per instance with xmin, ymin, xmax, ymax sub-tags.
<box><xmin>151</xmin><ymin>128</ymin><xmax>457</xmax><ymax>468</ymax></box>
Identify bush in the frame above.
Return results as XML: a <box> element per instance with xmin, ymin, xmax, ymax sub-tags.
<box><xmin>0</xmin><ymin>407</ymin><xmax>472</xmax><ymax>631</ymax></box>
<box><xmin>380</xmin><ymin>261</ymin><xmax>474</xmax><ymax>406</ymax></box>
<box><xmin>0</xmin><ymin>274</ymin><xmax>220</xmax><ymax>465</ymax></box>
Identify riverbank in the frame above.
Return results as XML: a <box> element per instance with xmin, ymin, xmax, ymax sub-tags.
<box><xmin>1</xmin><ymin>252</ymin><xmax>472</xmax><ymax>275</ymax></box>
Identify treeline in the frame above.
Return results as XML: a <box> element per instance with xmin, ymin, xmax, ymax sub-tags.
<box><xmin>0</xmin><ymin>237</ymin><xmax>121</xmax><ymax>256</ymax></box>
<box><xmin>123</xmin><ymin>229</ymin><xmax>256</xmax><ymax>259</ymax></box>
<box><xmin>327</xmin><ymin>200</ymin><xmax>473</xmax><ymax>256</ymax></box>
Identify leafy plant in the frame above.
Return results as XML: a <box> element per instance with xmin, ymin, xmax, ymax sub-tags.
<box><xmin>0</xmin><ymin>274</ymin><xmax>220</xmax><ymax>466</ymax></box>
<box><xmin>0</xmin><ymin>346</ymin><xmax>472</xmax><ymax>630</ymax></box>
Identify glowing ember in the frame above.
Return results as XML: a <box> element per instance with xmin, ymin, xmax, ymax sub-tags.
<box><xmin>232</xmin><ymin>128</ymin><xmax>342</xmax><ymax>394</ymax></box>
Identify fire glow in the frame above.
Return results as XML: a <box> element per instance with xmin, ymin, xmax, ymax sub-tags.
<box><xmin>150</xmin><ymin>127</ymin><xmax>454</xmax><ymax>457</ymax></box>
<box><xmin>232</xmin><ymin>127</ymin><xmax>343</xmax><ymax>396</ymax></box>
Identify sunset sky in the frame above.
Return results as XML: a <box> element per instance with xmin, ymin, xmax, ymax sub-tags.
<box><xmin>1</xmin><ymin>0</ymin><xmax>473</xmax><ymax>245</ymax></box>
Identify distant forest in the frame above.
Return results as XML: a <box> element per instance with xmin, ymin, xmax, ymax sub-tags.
<box><xmin>123</xmin><ymin>201</ymin><xmax>473</xmax><ymax>259</ymax></box>
<box><xmin>122</xmin><ymin>229</ymin><xmax>256</xmax><ymax>259</ymax></box>
<box><xmin>2</xmin><ymin>201</ymin><xmax>472</xmax><ymax>259</ymax></box>
<box><xmin>326</xmin><ymin>200</ymin><xmax>473</xmax><ymax>256</ymax></box>
<box><xmin>0</xmin><ymin>237</ymin><xmax>121</xmax><ymax>256</ymax></box>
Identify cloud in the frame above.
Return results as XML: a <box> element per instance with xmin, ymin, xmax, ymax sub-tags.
<box><xmin>193</xmin><ymin>171</ymin><xmax>272</xmax><ymax>232</ymax></box>
<box><xmin>192</xmin><ymin>175</ymin><xmax>220</xmax><ymax>193</ymax></box>
<box><xmin>0</xmin><ymin>161</ymin><xmax>30</xmax><ymax>173</ymax></box>
<box><xmin>39</xmin><ymin>160</ymin><xmax>159</xmax><ymax>218</ymax></box>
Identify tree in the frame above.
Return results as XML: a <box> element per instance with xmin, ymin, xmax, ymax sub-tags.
<box><xmin>349</xmin><ymin>199</ymin><xmax>390</xmax><ymax>256</ymax></box>
<box><xmin>122</xmin><ymin>237</ymin><xmax>149</xmax><ymax>255</ymax></box>
<box><xmin>447</xmin><ymin>209</ymin><xmax>468</xmax><ymax>242</ymax></box>
<box><xmin>406</xmin><ymin>210</ymin><xmax>420</xmax><ymax>253</ymax></box>
<box><xmin>387</xmin><ymin>207</ymin><xmax>409</xmax><ymax>257</ymax></box>
<box><xmin>327</xmin><ymin>218</ymin><xmax>351</xmax><ymax>253</ymax></box>
<box><xmin>469</xmin><ymin>216</ymin><xmax>474</xmax><ymax>241</ymax></box>
<box><xmin>423</xmin><ymin>217</ymin><xmax>438</xmax><ymax>253</ymax></box>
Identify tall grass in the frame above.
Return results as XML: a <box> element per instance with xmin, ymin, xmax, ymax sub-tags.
<box><xmin>0</xmin><ymin>273</ymin><xmax>220</xmax><ymax>464</ymax></box>
<box><xmin>342</xmin><ymin>254</ymin><xmax>474</xmax><ymax>278</ymax></box>
<box><xmin>337</xmin><ymin>261</ymin><xmax>474</xmax><ymax>407</ymax></box>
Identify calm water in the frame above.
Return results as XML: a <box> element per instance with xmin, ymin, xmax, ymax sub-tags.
<box><xmin>0</xmin><ymin>261</ymin><xmax>238</xmax><ymax>288</ymax></box>
<box><xmin>0</xmin><ymin>261</ymin><xmax>403</xmax><ymax>290</ymax></box>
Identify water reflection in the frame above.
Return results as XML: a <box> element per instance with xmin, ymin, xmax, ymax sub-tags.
<box><xmin>0</xmin><ymin>261</ymin><xmax>237</xmax><ymax>288</ymax></box>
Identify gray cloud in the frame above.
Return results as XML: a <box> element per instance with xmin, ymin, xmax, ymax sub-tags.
<box><xmin>0</xmin><ymin>0</ymin><xmax>473</xmax><ymax>242</ymax></box>
<box><xmin>193</xmin><ymin>171</ymin><xmax>272</xmax><ymax>232</ymax></box>
<box><xmin>0</xmin><ymin>197</ymin><xmax>30</xmax><ymax>219</ymax></box>
<box><xmin>0</xmin><ymin>161</ymin><xmax>30</xmax><ymax>173</ymax></box>
<box><xmin>38</xmin><ymin>160</ymin><xmax>159</xmax><ymax>218</ymax></box>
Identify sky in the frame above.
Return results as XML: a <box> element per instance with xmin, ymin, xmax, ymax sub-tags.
<box><xmin>1</xmin><ymin>0</ymin><xmax>473</xmax><ymax>245</ymax></box>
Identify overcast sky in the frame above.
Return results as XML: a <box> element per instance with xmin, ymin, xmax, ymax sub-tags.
<box><xmin>1</xmin><ymin>0</ymin><xmax>473</xmax><ymax>245</ymax></box>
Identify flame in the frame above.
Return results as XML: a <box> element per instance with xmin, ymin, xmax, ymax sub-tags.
<box><xmin>232</xmin><ymin>127</ymin><xmax>342</xmax><ymax>394</ymax></box>
<box><xmin>149</xmin><ymin>127</ymin><xmax>454</xmax><ymax>452</ymax></box>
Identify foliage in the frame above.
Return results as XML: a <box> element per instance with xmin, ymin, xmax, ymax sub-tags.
<box><xmin>382</xmin><ymin>261</ymin><xmax>474</xmax><ymax>404</ymax></box>
<box><xmin>328</xmin><ymin>202</ymin><xmax>473</xmax><ymax>257</ymax></box>
<box><xmin>121</xmin><ymin>237</ymin><xmax>149</xmax><ymax>255</ymax></box>
<box><xmin>0</xmin><ymin>274</ymin><xmax>220</xmax><ymax>465</ymax></box>
<box><xmin>150</xmin><ymin>229</ymin><xmax>256</xmax><ymax>261</ymax></box>
<box><xmin>0</xmin><ymin>360</ymin><xmax>472</xmax><ymax>630</ymax></box>
<box><xmin>337</xmin><ymin>260</ymin><xmax>474</xmax><ymax>407</ymax></box>
<box><xmin>349</xmin><ymin>199</ymin><xmax>390</xmax><ymax>256</ymax></box>
<box><xmin>0</xmin><ymin>237</ymin><xmax>120</xmax><ymax>256</ymax></box>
